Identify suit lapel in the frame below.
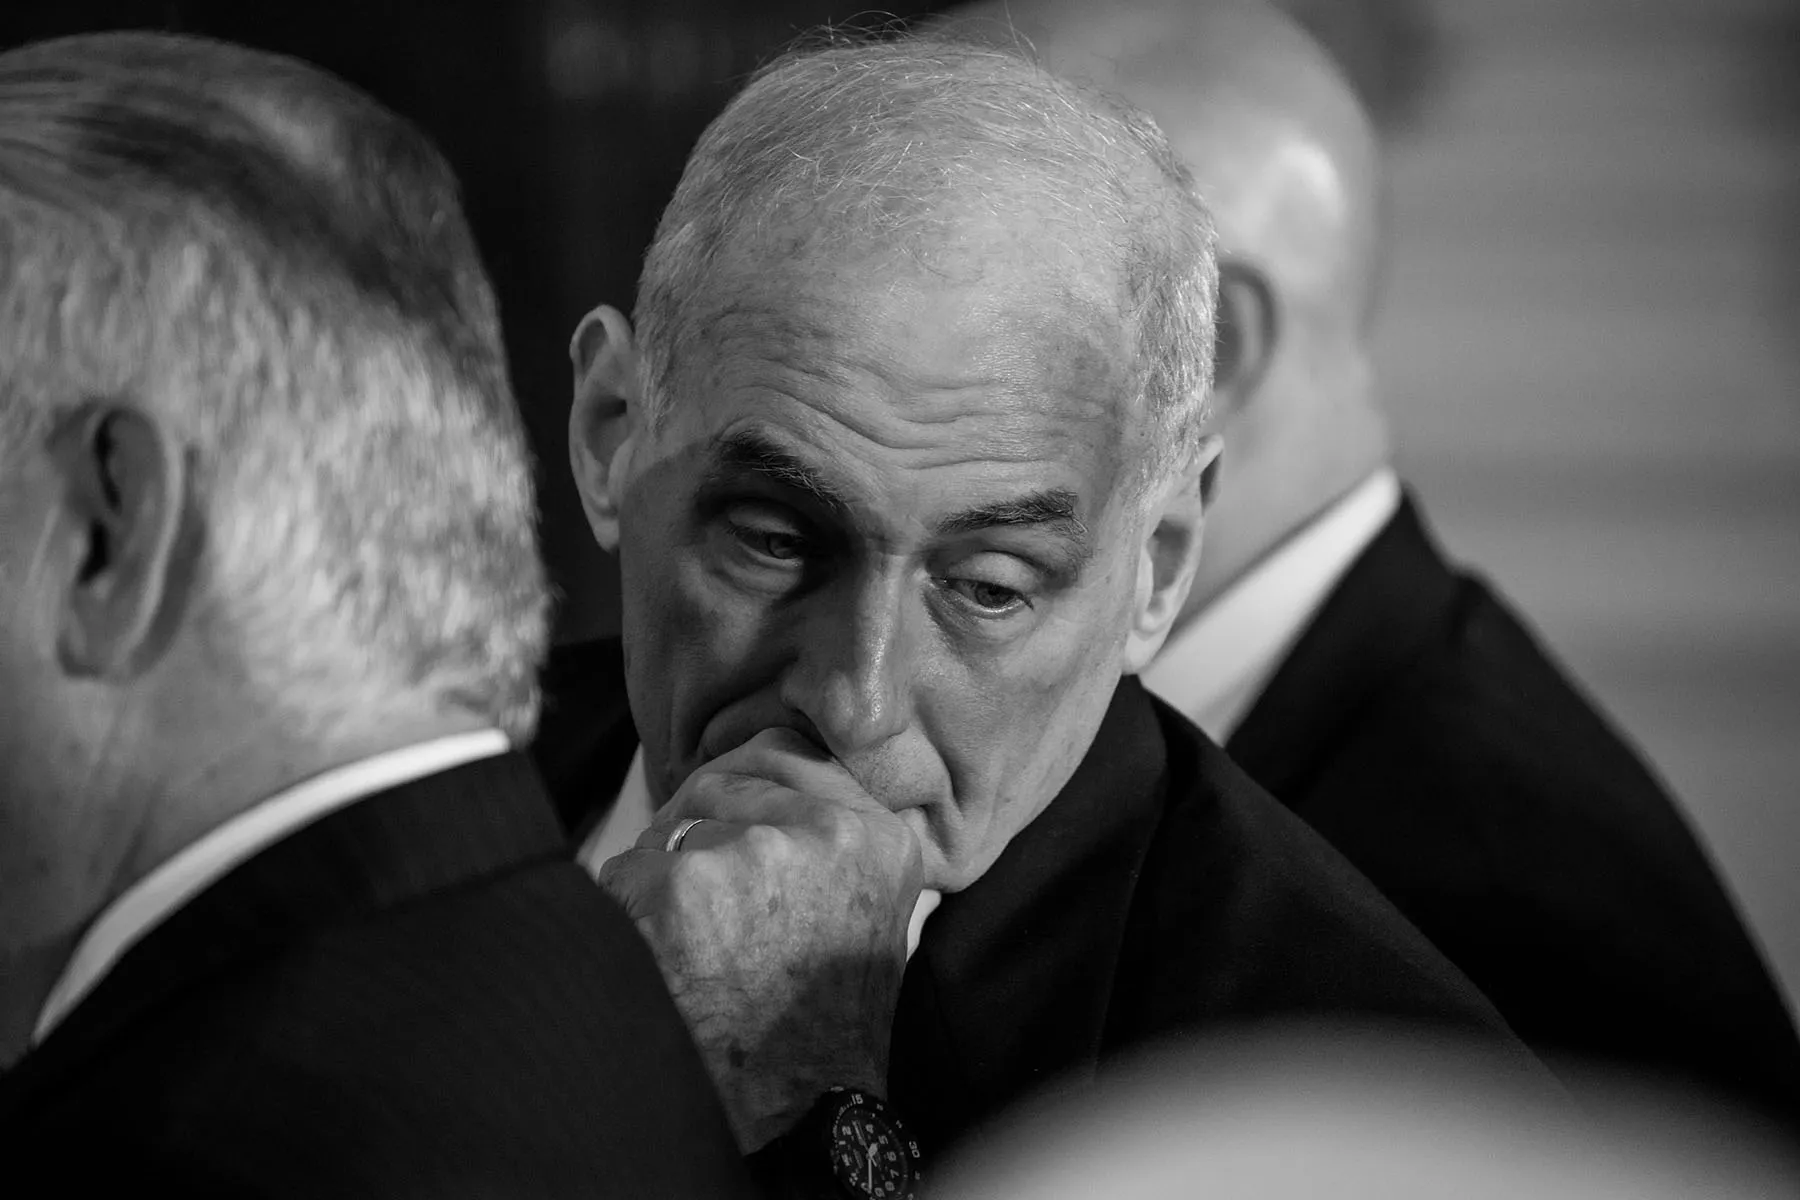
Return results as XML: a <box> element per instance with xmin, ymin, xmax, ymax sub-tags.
<box><xmin>1227</xmin><ymin>495</ymin><xmax>1464</xmax><ymax>797</ymax></box>
<box><xmin>0</xmin><ymin>752</ymin><xmax>566</xmax><ymax>1118</ymax></box>
<box><xmin>890</xmin><ymin>677</ymin><xmax>1169</xmax><ymax>1154</ymax></box>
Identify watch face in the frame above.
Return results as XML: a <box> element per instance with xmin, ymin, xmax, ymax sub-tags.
<box><xmin>825</xmin><ymin>1091</ymin><xmax>921</xmax><ymax>1199</ymax></box>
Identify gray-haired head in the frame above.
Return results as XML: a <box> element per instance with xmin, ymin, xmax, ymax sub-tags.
<box><xmin>0</xmin><ymin>32</ymin><xmax>548</xmax><ymax>740</ymax></box>
<box><xmin>633</xmin><ymin>31</ymin><xmax>1218</xmax><ymax>495</ymax></box>
<box><xmin>572</xmin><ymin>31</ymin><xmax>1226</xmax><ymax>892</ymax></box>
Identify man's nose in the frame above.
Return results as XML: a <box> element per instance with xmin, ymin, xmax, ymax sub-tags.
<box><xmin>783</xmin><ymin>575</ymin><xmax>915</xmax><ymax>759</ymax></box>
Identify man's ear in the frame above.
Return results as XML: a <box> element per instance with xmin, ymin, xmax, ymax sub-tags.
<box><xmin>1211</xmin><ymin>258</ymin><xmax>1278</xmax><ymax>419</ymax></box>
<box><xmin>569</xmin><ymin>304</ymin><xmax>644</xmax><ymax>552</ymax></box>
<box><xmin>1123</xmin><ymin>433</ymin><xmax>1225</xmax><ymax>675</ymax></box>
<box><xmin>45</xmin><ymin>402</ymin><xmax>200</xmax><ymax>680</ymax></box>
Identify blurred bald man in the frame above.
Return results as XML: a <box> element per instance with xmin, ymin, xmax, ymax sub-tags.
<box><xmin>947</xmin><ymin>0</ymin><xmax>1800</xmax><ymax>1122</ymax></box>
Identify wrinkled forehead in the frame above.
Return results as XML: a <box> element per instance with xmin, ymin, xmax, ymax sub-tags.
<box><xmin>656</xmin><ymin>239</ymin><xmax>1147</xmax><ymax>521</ymax></box>
<box><xmin>700</xmin><ymin>236</ymin><xmax>1132</xmax><ymax>399</ymax></box>
<box><xmin>692</xmin><ymin>205</ymin><xmax>1133</xmax><ymax>391</ymax></box>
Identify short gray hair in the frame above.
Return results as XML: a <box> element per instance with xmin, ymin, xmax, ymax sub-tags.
<box><xmin>635</xmin><ymin>32</ymin><xmax>1217</xmax><ymax>497</ymax></box>
<box><xmin>0</xmin><ymin>33</ymin><xmax>548</xmax><ymax>740</ymax></box>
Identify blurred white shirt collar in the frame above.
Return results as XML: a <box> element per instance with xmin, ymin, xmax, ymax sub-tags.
<box><xmin>579</xmin><ymin>748</ymin><xmax>942</xmax><ymax>960</ymax></box>
<box><xmin>1142</xmin><ymin>469</ymin><xmax>1401</xmax><ymax>743</ymax></box>
<box><xmin>34</xmin><ymin>728</ymin><xmax>511</xmax><ymax>1046</ymax></box>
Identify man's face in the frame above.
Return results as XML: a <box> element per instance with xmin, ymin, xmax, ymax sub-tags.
<box><xmin>614</xmin><ymin>242</ymin><xmax>1154</xmax><ymax>891</ymax></box>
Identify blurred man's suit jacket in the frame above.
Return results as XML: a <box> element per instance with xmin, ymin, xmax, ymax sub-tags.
<box><xmin>1148</xmin><ymin>480</ymin><xmax>1800</xmax><ymax>1123</ymax></box>
<box><xmin>0</xmin><ymin>750</ymin><xmax>753</xmax><ymax>1198</ymax></box>
<box><xmin>536</xmin><ymin>638</ymin><xmax>1545</xmax><ymax>1161</ymax></box>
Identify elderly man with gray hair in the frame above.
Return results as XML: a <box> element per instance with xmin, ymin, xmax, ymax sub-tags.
<box><xmin>0</xmin><ymin>32</ymin><xmax>753</xmax><ymax>1197</ymax></box>
<box><xmin>535</xmin><ymin>30</ymin><xmax>1539</xmax><ymax>1197</ymax></box>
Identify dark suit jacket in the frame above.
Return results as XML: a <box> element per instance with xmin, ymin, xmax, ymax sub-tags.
<box><xmin>534</xmin><ymin>639</ymin><xmax>1536</xmax><ymax>1160</ymax></box>
<box><xmin>0</xmin><ymin>752</ymin><xmax>754</xmax><ymax>1198</ymax></box>
<box><xmin>1226</xmin><ymin>495</ymin><xmax>1800</xmax><ymax>1121</ymax></box>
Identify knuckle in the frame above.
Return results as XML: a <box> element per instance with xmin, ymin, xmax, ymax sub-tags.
<box><xmin>668</xmin><ymin>846</ymin><xmax>729</xmax><ymax>894</ymax></box>
<box><xmin>687</xmin><ymin>769</ymin><xmax>766</xmax><ymax>814</ymax></box>
<box><xmin>820</xmin><ymin>809</ymin><xmax>869</xmax><ymax>857</ymax></box>
<box><xmin>739</xmin><ymin>822</ymin><xmax>791</xmax><ymax>861</ymax></box>
<box><xmin>684</xmin><ymin>771</ymin><xmax>729</xmax><ymax>807</ymax></box>
<box><xmin>716</xmin><ymin>771</ymin><xmax>765</xmax><ymax>801</ymax></box>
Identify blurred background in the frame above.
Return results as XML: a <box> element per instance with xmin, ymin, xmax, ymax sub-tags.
<box><xmin>5</xmin><ymin>0</ymin><xmax>1796</xmax><ymax>1012</ymax></box>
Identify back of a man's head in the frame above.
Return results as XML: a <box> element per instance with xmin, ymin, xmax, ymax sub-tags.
<box><xmin>0</xmin><ymin>32</ymin><xmax>546</xmax><ymax>740</ymax></box>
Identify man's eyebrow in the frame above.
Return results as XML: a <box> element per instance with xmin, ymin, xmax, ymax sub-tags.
<box><xmin>934</xmin><ymin>489</ymin><xmax>1092</xmax><ymax>561</ymax></box>
<box><xmin>702</xmin><ymin>430</ymin><xmax>853</xmax><ymax>515</ymax></box>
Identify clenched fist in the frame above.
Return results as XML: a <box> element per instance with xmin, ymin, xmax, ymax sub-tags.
<box><xmin>598</xmin><ymin>727</ymin><xmax>924</xmax><ymax>1151</ymax></box>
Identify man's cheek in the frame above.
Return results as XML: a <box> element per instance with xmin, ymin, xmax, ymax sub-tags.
<box><xmin>930</xmin><ymin>689</ymin><xmax>1047</xmax><ymax>792</ymax></box>
<box><xmin>1008</xmin><ymin>609</ymin><xmax>1110</xmax><ymax>701</ymax></box>
<box><xmin>677</xmin><ymin>563</ymin><xmax>779</xmax><ymax>663</ymax></box>
<box><xmin>619</xmin><ymin>522</ymin><xmax>689</xmax><ymax>624</ymax></box>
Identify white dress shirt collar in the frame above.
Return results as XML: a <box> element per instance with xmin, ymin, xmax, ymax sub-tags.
<box><xmin>577</xmin><ymin>747</ymin><xmax>942</xmax><ymax>959</ymax></box>
<box><xmin>34</xmin><ymin>727</ymin><xmax>512</xmax><ymax>1046</ymax></box>
<box><xmin>1141</xmin><ymin>469</ymin><xmax>1402</xmax><ymax>743</ymax></box>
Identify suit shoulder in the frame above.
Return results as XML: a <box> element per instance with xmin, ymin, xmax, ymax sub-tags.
<box><xmin>13</xmin><ymin>859</ymin><xmax>754</xmax><ymax>1197</ymax></box>
<box><xmin>1427</xmin><ymin>578</ymin><xmax>1660</xmax><ymax>780</ymax></box>
<box><xmin>1326</xmin><ymin>575</ymin><xmax>1692</xmax><ymax>854</ymax></box>
<box><xmin>1132</xmin><ymin>699</ymin><xmax>1514</xmax><ymax>1038</ymax></box>
<box><xmin>1284</xmin><ymin>574</ymin><xmax>1747</xmax><ymax>960</ymax></box>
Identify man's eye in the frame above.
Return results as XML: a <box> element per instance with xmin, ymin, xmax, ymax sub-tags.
<box><xmin>730</xmin><ymin>522</ymin><xmax>806</xmax><ymax>562</ymax></box>
<box><xmin>942</xmin><ymin>577</ymin><xmax>1027</xmax><ymax>615</ymax></box>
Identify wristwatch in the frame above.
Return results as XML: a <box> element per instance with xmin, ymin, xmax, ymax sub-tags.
<box><xmin>750</xmin><ymin>1086</ymin><xmax>922</xmax><ymax>1199</ymax></box>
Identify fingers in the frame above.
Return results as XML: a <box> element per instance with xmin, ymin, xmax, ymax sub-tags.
<box><xmin>633</xmin><ymin>814</ymin><xmax>739</xmax><ymax>853</ymax></box>
<box><xmin>661</xmin><ymin>730</ymin><xmax>874</xmax><ymax>827</ymax></box>
<box><xmin>679</xmin><ymin>819</ymin><xmax>742</xmax><ymax>853</ymax></box>
<box><xmin>657</xmin><ymin>771</ymin><xmax>824</xmax><ymax>831</ymax></box>
<box><xmin>634</xmin><ymin>816</ymin><xmax>695</xmax><ymax>853</ymax></box>
<box><xmin>595</xmin><ymin>847</ymin><xmax>671</xmax><ymax>922</ymax></box>
<box><xmin>727</xmin><ymin>730</ymin><xmax>906</xmax><ymax>823</ymax></box>
<box><xmin>735</xmin><ymin>724</ymin><xmax>830</xmax><ymax>761</ymax></box>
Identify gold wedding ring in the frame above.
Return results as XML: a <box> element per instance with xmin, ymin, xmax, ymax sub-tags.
<box><xmin>663</xmin><ymin>817</ymin><xmax>706</xmax><ymax>853</ymax></box>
